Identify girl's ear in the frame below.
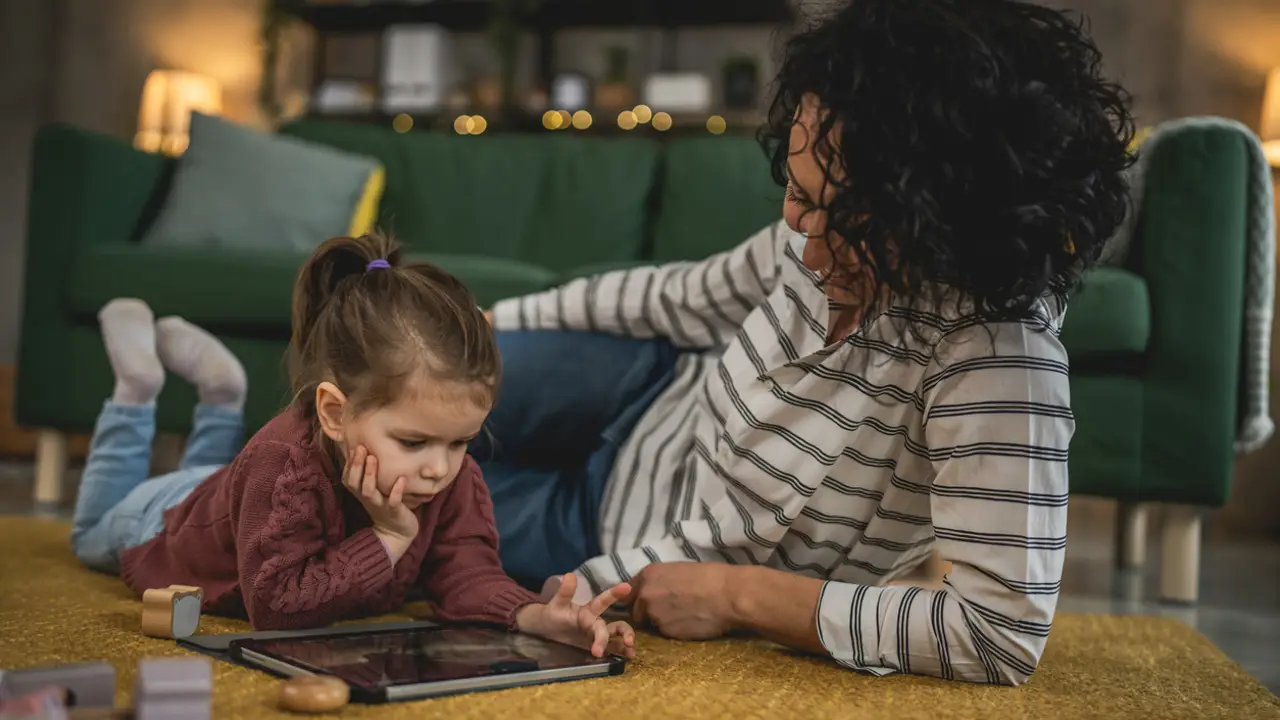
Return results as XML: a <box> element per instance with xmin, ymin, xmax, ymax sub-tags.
<box><xmin>314</xmin><ymin>381</ymin><xmax>348</xmax><ymax>443</ymax></box>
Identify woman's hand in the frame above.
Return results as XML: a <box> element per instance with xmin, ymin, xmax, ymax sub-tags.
<box><xmin>343</xmin><ymin>445</ymin><xmax>419</xmax><ymax>553</ymax></box>
<box><xmin>516</xmin><ymin>574</ymin><xmax>637</xmax><ymax>659</ymax></box>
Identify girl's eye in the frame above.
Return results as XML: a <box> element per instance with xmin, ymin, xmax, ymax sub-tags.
<box><xmin>399</xmin><ymin>439</ymin><xmax>425</xmax><ymax>449</ymax></box>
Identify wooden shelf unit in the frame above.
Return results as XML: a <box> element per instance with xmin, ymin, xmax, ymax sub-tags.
<box><xmin>294</xmin><ymin>0</ymin><xmax>791</xmax><ymax>134</ymax></box>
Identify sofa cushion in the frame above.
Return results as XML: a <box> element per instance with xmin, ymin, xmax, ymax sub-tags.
<box><xmin>66</xmin><ymin>245</ymin><xmax>557</xmax><ymax>329</ymax></box>
<box><xmin>1060</xmin><ymin>266</ymin><xmax>1151</xmax><ymax>358</ymax></box>
<box><xmin>526</xmin><ymin>136</ymin><xmax>660</xmax><ymax>272</ymax></box>
<box><xmin>279</xmin><ymin>120</ymin><xmax>660</xmax><ymax>271</ymax></box>
<box><xmin>652</xmin><ymin>137</ymin><xmax>783</xmax><ymax>262</ymax></box>
<box><xmin>140</xmin><ymin>112</ymin><xmax>384</xmax><ymax>253</ymax></box>
<box><xmin>279</xmin><ymin>123</ymin><xmax>543</xmax><ymax>258</ymax></box>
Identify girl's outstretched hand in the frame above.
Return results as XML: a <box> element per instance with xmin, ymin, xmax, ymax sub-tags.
<box><xmin>515</xmin><ymin>574</ymin><xmax>637</xmax><ymax>660</ymax></box>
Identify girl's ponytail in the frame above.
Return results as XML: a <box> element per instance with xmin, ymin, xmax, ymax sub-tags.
<box><xmin>288</xmin><ymin>233</ymin><xmax>399</xmax><ymax>400</ymax></box>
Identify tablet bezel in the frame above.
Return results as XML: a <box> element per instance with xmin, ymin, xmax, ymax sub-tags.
<box><xmin>229</xmin><ymin>624</ymin><xmax>626</xmax><ymax>704</ymax></box>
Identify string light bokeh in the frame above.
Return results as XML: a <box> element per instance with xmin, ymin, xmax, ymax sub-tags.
<box><xmin>394</xmin><ymin>105</ymin><xmax>735</xmax><ymax>135</ymax></box>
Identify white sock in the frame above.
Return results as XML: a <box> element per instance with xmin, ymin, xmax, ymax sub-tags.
<box><xmin>99</xmin><ymin>299</ymin><xmax>164</xmax><ymax>405</ymax></box>
<box><xmin>155</xmin><ymin>317</ymin><xmax>247</xmax><ymax>411</ymax></box>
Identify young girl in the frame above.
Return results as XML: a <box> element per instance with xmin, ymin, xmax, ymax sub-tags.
<box><xmin>69</xmin><ymin>232</ymin><xmax>636</xmax><ymax>658</ymax></box>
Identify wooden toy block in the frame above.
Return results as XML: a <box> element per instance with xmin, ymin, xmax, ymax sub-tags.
<box><xmin>140</xmin><ymin>585</ymin><xmax>203</xmax><ymax>639</ymax></box>
<box><xmin>0</xmin><ymin>661</ymin><xmax>115</xmax><ymax>709</ymax></box>
<box><xmin>133</xmin><ymin>657</ymin><xmax>212</xmax><ymax>720</ymax></box>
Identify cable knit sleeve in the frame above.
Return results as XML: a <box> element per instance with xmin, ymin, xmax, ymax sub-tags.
<box><xmin>419</xmin><ymin>458</ymin><xmax>541</xmax><ymax>629</ymax></box>
<box><xmin>231</xmin><ymin>441</ymin><xmax>396</xmax><ymax>630</ymax></box>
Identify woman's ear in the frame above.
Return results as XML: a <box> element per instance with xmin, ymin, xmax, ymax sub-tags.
<box><xmin>314</xmin><ymin>381</ymin><xmax>348</xmax><ymax>443</ymax></box>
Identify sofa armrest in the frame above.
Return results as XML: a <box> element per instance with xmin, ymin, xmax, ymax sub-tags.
<box><xmin>16</xmin><ymin>124</ymin><xmax>169</xmax><ymax>424</ymax></box>
<box><xmin>1125</xmin><ymin>124</ymin><xmax>1252</xmax><ymax>506</ymax></box>
<box><xmin>21</xmin><ymin>124</ymin><xmax>168</xmax><ymax>313</ymax></box>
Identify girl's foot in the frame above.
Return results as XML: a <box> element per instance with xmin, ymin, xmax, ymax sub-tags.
<box><xmin>155</xmin><ymin>317</ymin><xmax>247</xmax><ymax>411</ymax></box>
<box><xmin>99</xmin><ymin>299</ymin><xmax>165</xmax><ymax>405</ymax></box>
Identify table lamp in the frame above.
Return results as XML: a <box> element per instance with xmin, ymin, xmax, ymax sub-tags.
<box><xmin>134</xmin><ymin>69</ymin><xmax>222</xmax><ymax>156</ymax></box>
<box><xmin>1262</xmin><ymin>68</ymin><xmax>1280</xmax><ymax>168</ymax></box>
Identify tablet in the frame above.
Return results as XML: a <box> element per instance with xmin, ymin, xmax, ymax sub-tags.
<box><xmin>229</xmin><ymin>625</ymin><xmax>626</xmax><ymax>703</ymax></box>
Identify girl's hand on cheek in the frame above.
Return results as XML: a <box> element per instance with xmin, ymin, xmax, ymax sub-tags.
<box><xmin>343</xmin><ymin>445</ymin><xmax>419</xmax><ymax>543</ymax></box>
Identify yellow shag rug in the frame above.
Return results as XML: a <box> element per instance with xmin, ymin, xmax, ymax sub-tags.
<box><xmin>0</xmin><ymin>516</ymin><xmax>1275</xmax><ymax>720</ymax></box>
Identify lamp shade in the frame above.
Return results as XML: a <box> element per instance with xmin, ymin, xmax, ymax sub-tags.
<box><xmin>135</xmin><ymin>70</ymin><xmax>222</xmax><ymax>156</ymax></box>
<box><xmin>1262</xmin><ymin>68</ymin><xmax>1280</xmax><ymax>167</ymax></box>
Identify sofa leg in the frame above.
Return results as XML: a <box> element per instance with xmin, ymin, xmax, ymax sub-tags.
<box><xmin>1158</xmin><ymin>504</ymin><xmax>1202</xmax><ymax>604</ymax></box>
<box><xmin>1114</xmin><ymin>502</ymin><xmax>1148</xmax><ymax>569</ymax></box>
<box><xmin>34</xmin><ymin>430</ymin><xmax>68</xmax><ymax>508</ymax></box>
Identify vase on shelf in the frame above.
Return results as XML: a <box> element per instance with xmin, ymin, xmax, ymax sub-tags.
<box><xmin>595</xmin><ymin>46</ymin><xmax>635</xmax><ymax>110</ymax></box>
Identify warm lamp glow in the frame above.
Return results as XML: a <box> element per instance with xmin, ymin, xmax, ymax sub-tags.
<box><xmin>135</xmin><ymin>70</ymin><xmax>222</xmax><ymax>156</ymax></box>
<box><xmin>617</xmin><ymin>111</ymin><xmax>638</xmax><ymax>131</ymax></box>
<box><xmin>1262</xmin><ymin>68</ymin><xmax>1280</xmax><ymax>167</ymax></box>
<box><xmin>572</xmin><ymin>110</ymin><xmax>593</xmax><ymax>130</ymax></box>
<box><xmin>652</xmin><ymin>112</ymin><xmax>673</xmax><ymax>132</ymax></box>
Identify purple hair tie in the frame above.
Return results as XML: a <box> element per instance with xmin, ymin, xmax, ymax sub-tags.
<box><xmin>366</xmin><ymin>259</ymin><xmax>391</xmax><ymax>271</ymax></box>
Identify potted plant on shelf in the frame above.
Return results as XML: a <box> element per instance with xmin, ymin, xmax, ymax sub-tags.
<box><xmin>595</xmin><ymin>46</ymin><xmax>635</xmax><ymax>110</ymax></box>
<box><xmin>487</xmin><ymin>0</ymin><xmax>543</xmax><ymax>127</ymax></box>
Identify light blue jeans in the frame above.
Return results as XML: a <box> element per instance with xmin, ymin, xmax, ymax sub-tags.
<box><xmin>70</xmin><ymin>401</ymin><xmax>244</xmax><ymax>574</ymax></box>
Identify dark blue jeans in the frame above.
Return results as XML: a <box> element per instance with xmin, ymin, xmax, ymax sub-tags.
<box><xmin>471</xmin><ymin>330</ymin><xmax>679</xmax><ymax>590</ymax></box>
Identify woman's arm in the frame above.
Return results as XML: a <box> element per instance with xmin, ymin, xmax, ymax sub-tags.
<box><xmin>738</xmin><ymin>321</ymin><xmax>1073</xmax><ymax>685</ymax></box>
<box><xmin>490</xmin><ymin>220</ymin><xmax>790</xmax><ymax>350</ymax></box>
<box><xmin>581</xmin><ymin>317</ymin><xmax>1072</xmax><ymax>686</ymax></box>
<box><xmin>232</xmin><ymin>443</ymin><xmax>398</xmax><ymax>631</ymax></box>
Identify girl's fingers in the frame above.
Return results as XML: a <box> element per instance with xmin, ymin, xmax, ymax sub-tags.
<box><xmin>589</xmin><ymin>619</ymin><xmax>609</xmax><ymax>657</ymax></box>
<box><xmin>387</xmin><ymin>476</ymin><xmax>406</xmax><ymax>508</ymax></box>
<box><xmin>607</xmin><ymin>620</ymin><xmax>635</xmax><ymax>647</ymax></box>
<box><xmin>361</xmin><ymin>454</ymin><xmax>379</xmax><ymax>499</ymax></box>
<box><xmin>552</xmin><ymin>573</ymin><xmax>577</xmax><ymax>605</ymax></box>
<box><xmin>605</xmin><ymin>622</ymin><xmax>636</xmax><ymax>659</ymax></box>
<box><xmin>586</xmin><ymin>583</ymin><xmax>631</xmax><ymax>617</ymax></box>
<box><xmin>344</xmin><ymin>446</ymin><xmax>366</xmax><ymax>490</ymax></box>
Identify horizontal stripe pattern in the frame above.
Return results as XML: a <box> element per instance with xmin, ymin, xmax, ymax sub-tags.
<box><xmin>491</xmin><ymin>220</ymin><xmax>1072</xmax><ymax>686</ymax></box>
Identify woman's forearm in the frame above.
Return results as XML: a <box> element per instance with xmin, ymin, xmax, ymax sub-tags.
<box><xmin>729</xmin><ymin>565</ymin><xmax>827</xmax><ymax>655</ymax></box>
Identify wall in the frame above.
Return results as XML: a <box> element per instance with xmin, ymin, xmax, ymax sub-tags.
<box><xmin>0</xmin><ymin>0</ymin><xmax>57</xmax><ymax>365</ymax></box>
<box><xmin>1</xmin><ymin>0</ymin><xmax>1279</xmax><ymax>532</ymax></box>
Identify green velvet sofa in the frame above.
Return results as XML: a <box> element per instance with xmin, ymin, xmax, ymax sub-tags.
<box><xmin>16</xmin><ymin>118</ymin><xmax>1264</xmax><ymax>604</ymax></box>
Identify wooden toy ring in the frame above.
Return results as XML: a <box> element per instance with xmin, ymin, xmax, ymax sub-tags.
<box><xmin>278</xmin><ymin>675</ymin><xmax>350</xmax><ymax>714</ymax></box>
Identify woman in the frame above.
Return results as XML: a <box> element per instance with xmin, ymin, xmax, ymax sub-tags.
<box><xmin>476</xmin><ymin>0</ymin><xmax>1133</xmax><ymax>685</ymax></box>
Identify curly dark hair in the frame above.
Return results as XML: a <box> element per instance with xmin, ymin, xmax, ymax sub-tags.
<box><xmin>760</xmin><ymin>0</ymin><xmax>1136</xmax><ymax>332</ymax></box>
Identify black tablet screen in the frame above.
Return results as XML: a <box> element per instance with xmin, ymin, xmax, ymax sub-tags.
<box><xmin>237</xmin><ymin>626</ymin><xmax>609</xmax><ymax>692</ymax></box>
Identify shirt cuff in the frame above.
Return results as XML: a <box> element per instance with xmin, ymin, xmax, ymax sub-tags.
<box><xmin>344</xmin><ymin>528</ymin><xmax>398</xmax><ymax>598</ymax></box>
<box><xmin>490</xmin><ymin>297</ymin><xmax>526</xmax><ymax>331</ymax></box>
<box><xmin>816</xmin><ymin>581</ymin><xmax>896</xmax><ymax>676</ymax></box>
<box><xmin>485</xmin><ymin>585</ymin><xmax>542</xmax><ymax>631</ymax></box>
